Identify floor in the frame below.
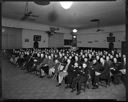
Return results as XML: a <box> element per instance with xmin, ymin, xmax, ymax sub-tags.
<box><xmin>1</xmin><ymin>56</ymin><xmax>126</xmax><ymax>100</ymax></box>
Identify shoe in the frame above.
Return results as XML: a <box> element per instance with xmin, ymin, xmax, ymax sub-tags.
<box><xmin>56</xmin><ymin>83</ymin><xmax>61</xmax><ymax>87</ymax></box>
<box><xmin>71</xmin><ymin>89</ymin><xmax>76</xmax><ymax>93</ymax></box>
<box><xmin>76</xmin><ymin>91</ymin><xmax>81</xmax><ymax>95</ymax></box>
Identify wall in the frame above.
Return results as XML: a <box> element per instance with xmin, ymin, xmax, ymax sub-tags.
<box><xmin>2</xmin><ymin>17</ymin><xmax>125</xmax><ymax>49</ymax></box>
<box><xmin>64</xmin><ymin>33</ymin><xmax>72</xmax><ymax>47</ymax></box>
<box><xmin>2</xmin><ymin>17</ymin><xmax>71</xmax><ymax>34</ymax></box>
<box><xmin>2</xmin><ymin>17</ymin><xmax>71</xmax><ymax>48</ymax></box>
<box><xmin>22</xmin><ymin>29</ymin><xmax>48</xmax><ymax>48</ymax></box>
<box><xmin>48</xmin><ymin>33</ymin><xmax>64</xmax><ymax>48</ymax></box>
<box><xmin>77</xmin><ymin>24</ymin><xmax>126</xmax><ymax>48</ymax></box>
<box><xmin>2</xmin><ymin>26</ymin><xmax>22</xmax><ymax>49</ymax></box>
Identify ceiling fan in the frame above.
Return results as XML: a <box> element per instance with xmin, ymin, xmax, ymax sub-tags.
<box><xmin>45</xmin><ymin>27</ymin><xmax>60</xmax><ymax>36</ymax></box>
<box><xmin>21</xmin><ymin>2</ymin><xmax>39</xmax><ymax>21</ymax></box>
<box><xmin>90</xmin><ymin>19</ymin><xmax>104</xmax><ymax>32</ymax></box>
<box><xmin>33</xmin><ymin>0</ymin><xmax>50</xmax><ymax>5</ymax></box>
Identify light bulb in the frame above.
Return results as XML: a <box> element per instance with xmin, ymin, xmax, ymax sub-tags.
<box><xmin>60</xmin><ymin>2</ymin><xmax>73</xmax><ymax>9</ymax></box>
<box><xmin>73</xmin><ymin>29</ymin><xmax>77</xmax><ymax>33</ymax></box>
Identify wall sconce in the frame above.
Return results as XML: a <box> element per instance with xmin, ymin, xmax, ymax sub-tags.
<box><xmin>2</xmin><ymin>28</ymin><xmax>5</xmax><ymax>33</ymax></box>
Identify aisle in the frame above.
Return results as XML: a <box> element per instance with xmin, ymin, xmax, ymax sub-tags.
<box><xmin>1</xmin><ymin>57</ymin><xmax>126</xmax><ymax>100</ymax></box>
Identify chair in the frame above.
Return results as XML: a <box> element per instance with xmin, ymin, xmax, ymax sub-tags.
<box><xmin>98</xmin><ymin>72</ymin><xmax>111</xmax><ymax>88</ymax></box>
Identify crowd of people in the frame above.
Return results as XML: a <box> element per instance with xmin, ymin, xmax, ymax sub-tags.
<box><xmin>7</xmin><ymin>48</ymin><xmax>126</xmax><ymax>95</ymax></box>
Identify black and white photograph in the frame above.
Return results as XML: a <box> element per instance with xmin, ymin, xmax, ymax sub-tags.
<box><xmin>1</xmin><ymin>0</ymin><xmax>127</xmax><ymax>101</ymax></box>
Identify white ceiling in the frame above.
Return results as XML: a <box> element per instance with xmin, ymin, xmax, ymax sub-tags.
<box><xmin>2</xmin><ymin>0</ymin><xmax>125</xmax><ymax>30</ymax></box>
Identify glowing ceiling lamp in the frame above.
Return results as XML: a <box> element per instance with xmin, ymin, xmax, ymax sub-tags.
<box><xmin>73</xmin><ymin>29</ymin><xmax>78</xmax><ymax>33</ymax></box>
<box><xmin>60</xmin><ymin>2</ymin><xmax>73</xmax><ymax>9</ymax></box>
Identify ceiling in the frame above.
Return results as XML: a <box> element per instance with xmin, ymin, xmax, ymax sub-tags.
<box><xmin>2</xmin><ymin>0</ymin><xmax>125</xmax><ymax>30</ymax></box>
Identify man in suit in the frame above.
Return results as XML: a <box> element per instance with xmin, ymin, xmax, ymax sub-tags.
<box><xmin>76</xmin><ymin>63</ymin><xmax>89</xmax><ymax>95</ymax></box>
<box><xmin>34</xmin><ymin>41</ymin><xmax>39</xmax><ymax>49</ymax></box>
<box><xmin>88</xmin><ymin>58</ymin><xmax>99</xmax><ymax>88</ymax></box>
<box><xmin>93</xmin><ymin>57</ymin><xmax>110</xmax><ymax>89</ymax></box>
<box><xmin>39</xmin><ymin>54</ymin><xmax>49</xmax><ymax>78</ymax></box>
<box><xmin>70</xmin><ymin>62</ymin><xmax>81</xmax><ymax>93</ymax></box>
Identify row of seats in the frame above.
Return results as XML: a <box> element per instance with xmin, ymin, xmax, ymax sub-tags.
<box><xmin>6</xmin><ymin>48</ymin><xmax>126</xmax><ymax>95</ymax></box>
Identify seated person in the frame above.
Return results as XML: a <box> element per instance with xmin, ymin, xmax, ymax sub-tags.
<box><xmin>52</xmin><ymin>59</ymin><xmax>61</xmax><ymax>79</ymax></box>
<box><xmin>17</xmin><ymin>53</ymin><xmax>25</xmax><ymax>68</ymax></box>
<box><xmin>71</xmin><ymin>62</ymin><xmax>89</xmax><ymax>95</ymax></box>
<box><xmin>110</xmin><ymin>57</ymin><xmax>122</xmax><ymax>84</ymax></box>
<box><xmin>39</xmin><ymin>54</ymin><xmax>49</xmax><ymax>78</ymax></box>
<box><xmin>93</xmin><ymin>57</ymin><xmax>110</xmax><ymax>89</ymax></box>
<box><xmin>119</xmin><ymin>57</ymin><xmax>126</xmax><ymax>84</ymax></box>
<box><xmin>56</xmin><ymin>59</ymin><xmax>71</xmax><ymax>87</ymax></box>
<box><xmin>48</xmin><ymin>55</ymin><xmax>56</xmax><ymax>78</ymax></box>
<box><xmin>21</xmin><ymin>52</ymin><xmax>31</xmax><ymax>70</ymax></box>
<box><xmin>88</xmin><ymin>58</ymin><xmax>99</xmax><ymax>88</ymax></box>
<box><xmin>10</xmin><ymin>55</ymin><xmax>16</xmax><ymax>64</ymax></box>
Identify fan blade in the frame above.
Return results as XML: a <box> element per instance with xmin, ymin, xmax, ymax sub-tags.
<box><xmin>21</xmin><ymin>16</ymin><xmax>28</xmax><ymax>20</ymax></box>
<box><xmin>34</xmin><ymin>1</ymin><xmax>50</xmax><ymax>5</ymax></box>
<box><xmin>96</xmin><ymin>29</ymin><xmax>104</xmax><ymax>32</ymax></box>
<box><xmin>96</xmin><ymin>29</ymin><xmax>100</xmax><ymax>32</ymax></box>
<box><xmin>30</xmin><ymin>15</ymin><xmax>39</xmax><ymax>17</ymax></box>
<box><xmin>28</xmin><ymin>11</ymin><xmax>32</xmax><ymax>15</ymax></box>
<box><xmin>27</xmin><ymin>18</ymin><xmax>36</xmax><ymax>21</ymax></box>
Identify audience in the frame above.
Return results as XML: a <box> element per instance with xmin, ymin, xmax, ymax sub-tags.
<box><xmin>7</xmin><ymin>48</ymin><xmax>126</xmax><ymax>95</ymax></box>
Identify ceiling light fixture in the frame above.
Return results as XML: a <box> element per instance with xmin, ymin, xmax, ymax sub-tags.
<box><xmin>60</xmin><ymin>2</ymin><xmax>73</xmax><ymax>9</ymax></box>
<box><xmin>73</xmin><ymin>29</ymin><xmax>77</xmax><ymax>33</ymax></box>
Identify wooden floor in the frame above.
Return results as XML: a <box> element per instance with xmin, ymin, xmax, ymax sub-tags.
<box><xmin>1</xmin><ymin>56</ymin><xmax>126</xmax><ymax>100</ymax></box>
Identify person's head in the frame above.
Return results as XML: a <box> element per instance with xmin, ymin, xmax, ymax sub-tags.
<box><xmin>27</xmin><ymin>52</ymin><xmax>29</xmax><ymax>55</ymax></box>
<box><xmin>93</xmin><ymin>59</ymin><xmax>97</xmax><ymax>64</ymax></box>
<box><xmin>85</xmin><ymin>53</ymin><xmax>88</xmax><ymax>57</ymax></box>
<box><xmin>59</xmin><ymin>53</ymin><xmax>62</xmax><ymax>58</ymax></box>
<box><xmin>89</xmin><ymin>54</ymin><xmax>92</xmax><ymax>59</ymax></box>
<box><xmin>112</xmin><ymin>50</ymin><xmax>114</xmax><ymax>54</ymax></box>
<box><xmin>67</xmin><ymin>59</ymin><xmax>71</xmax><ymax>64</ymax></box>
<box><xmin>55</xmin><ymin>59</ymin><xmax>59</xmax><ymax>64</ymax></box>
<box><xmin>106</xmin><ymin>56</ymin><xmax>110</xmax><ymax>61</ymax></box>
<box><xmin>113</xmin><ymin>57</ymin><xmax>117</xmax><ymax>63</ymax></box>
<box><xmin>116</xmin><ymin>54</ymin><xmax>119</xmax><ymax>58</ymax></box>
<box><xmin>84</xmin><ymin>57</ymin><xmax>88</xmax><ymax>62</ymax></box>
<box><xmin>69</xmin><ymin>56</ymin><xmax>72</xmax><ymax>59</ymax></box>
<box><xmin>62</xmin><ymin>53</ymin><xmax>65</xmax><ymax>56</ymax></box>
<box><xmin>45</xmin><ymin>54</ymin><xmax>48</xmax><ymax>58</ymax></box>
<box><xmin>82</xmin><ymin>63</ymin><xmax>87</xmax><ymax>68</ymax></box>
<box><xmin>82</xmin><ymin>55</ymin><xmax>85</xmax><ymax>58</ymax></box>
<box><xmin>124</xmin><ymin>57</ymin><xmax>126</xmax><ymax>64</ymax></box>
<box><xmin>119</xmin><ymin>53</ymin><xmax>121</xmax><ymax>57</ymax></box>
<box><xmin>103</xmin><ymin>55</ymin><xmax>106</xmax><ymax>59</ymax></box>
<box><xmin>55</xmin><ymin>54</ymin><xmax>58</xmax><ymax>58</ymax></box>
<box><xmin>100</xmin><ymin>57</ymin><xmax>105</xmax><ymax>63</ymax></box>
<box><xmin>110</xmin><ymin>55</ymin><xmax>113</xmax><ymax>59</ymax></box>
<box><xmin>51</xmin><ymin>53</ymin><xmax>54</xmax><ymax>57</ymax></box>
<box><xmin>96</xmin><ymin>55</ymin><xmax>100</xmax><ymax>60</ymax></box>
<box><xmin>64</xmin><ymin>56</ymin><xmax>67</xmax><ymax>59</ymax></box>
<box><xmin>80</xmin><ymin>52</ymin><xmax>83</xmax><ymax>55</ymax></box>
<box><xmin>123</xmin><ymin>54</ymin><xmax>126</xmax><ymax>58</ymax></box>
<box><xmin>75</xmin><ymin>56</ymin><xmax>78</xmax><ymax>61</ymax></box>
<box><xmin>37</xmin><ymin>53</ymin><xmax>40</xmax><ymax>57</ymax></box>
<box><xmin>41</xmin><ymin>54</ymin><xmax>44</xmax><ymax>58</ymax></box>
<box><xmin>108</xmin><ymin>53</ymin><xmax>111</xmax><ymax>57</ymax></box>
<box><xmin>74</xmin><ymin>62</ymin><xmax>78</xmax><ymax>67</ymax></box>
